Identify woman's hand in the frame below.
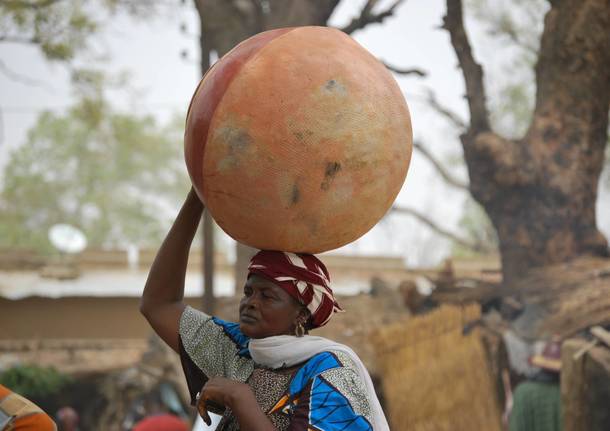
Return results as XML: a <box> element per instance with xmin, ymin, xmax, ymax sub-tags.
<box><xmin>186</xmin><ymin>186</ymin><xmax>205</xmax><ymax>208</ymax></box>
<box><xmin>200</xmin><ymin>376</ymin><xmax>252</xmax><ymax>407</ymax></box>
<box><xmin>197</xmin><ymin>377</ymin><xmax>254</xmax><ymax>425</ymax></box>
<box><xmin>197</xmin><ymin>377</ymin><xmax>276</xmax><ymax>429</ymax></box>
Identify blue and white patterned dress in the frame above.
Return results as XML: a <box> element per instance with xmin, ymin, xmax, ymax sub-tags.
<box><xmin>179</xmin><ymin>306</ymin><xmax>374</xmax><ymax>431</ymax></box>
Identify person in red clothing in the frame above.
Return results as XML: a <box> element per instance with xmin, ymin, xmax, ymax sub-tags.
<box><xmin>132</xmin><ymin>392</ymin><xmax>189</xmax><ymax>431</ymax></box>
<box><xmin>132</xmin><ymin>413</ymin><xmax>189</xmax><ymax>431</ymax></box>
<box><xmin>0</xmin><ymin>384</ymin><xmax>56</xmax><ymax>430</ymax></box>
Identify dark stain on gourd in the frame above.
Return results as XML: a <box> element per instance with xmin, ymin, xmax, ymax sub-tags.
<box><xmin>228</xmin><ymin>129</ymin><xmax>251</xmax><ymax>154</ymax></box>
<box><xmin>321</xmin><ymin>162</ymin><xmax>341</xmax><ymax>190</ymax></box>
<box><xmin>326</xmin><ymin>79</ymin><xmax>337</xmax><ymax>90</ymax></box>
<box><xmin>217</xmin><ymin>127</ymin><xmax>252</xmax><ymax>171</ymax></box>
<box><xmin>324</xmin><ymin>79</ymin><xmax>346</xmax><ymax>96</ymax></box>
<box><xmin>291</xmin><ymin>184</ymin><xmax>300</xmax><ymax>205</ymax></box>
<box><xmin>293</xmin><ymin>130</ymin><xmax>314</xmax><ymax>142</ymax></box>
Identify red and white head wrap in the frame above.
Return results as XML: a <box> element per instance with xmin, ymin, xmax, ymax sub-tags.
<box><xmin>248</xmin><ymin>250</ymin><xmax>343</xmax><ymax>328</ymax></box>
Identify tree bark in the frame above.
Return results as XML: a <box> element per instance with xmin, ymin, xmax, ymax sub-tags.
<box><xmin>445</xmin><ymin>0</ymin><xmax>610</xmax><ymax>283</ymax></box>
<box><xmin>195</xmin><ymin>0</ymin><xmax>341</xmax><ymax>57</ymax></box>
<box><xmin>202</xmin><ymin>211</ymin><xmax>215</xmax><ymax>313</ymax></box>
<box><xmin>194</xmin><ymin>0</ymin><xmax>215</xmax><ymax>313</ymax></box>
<box><xmin>234</xmin><ymin>243</ymin><xmax>257</xmax><ymax>292</ymax></box>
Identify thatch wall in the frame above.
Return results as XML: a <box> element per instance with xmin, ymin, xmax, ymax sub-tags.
<box><xmin>372</xmin><ymin>304</ymin><xmax>502</xmax><ymax>431</ymax></box>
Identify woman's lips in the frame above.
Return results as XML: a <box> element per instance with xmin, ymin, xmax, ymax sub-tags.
<box><xmin>240</xmin><ymin>314</ymin><xmax>257</xmax><ymax>324</ymax></box>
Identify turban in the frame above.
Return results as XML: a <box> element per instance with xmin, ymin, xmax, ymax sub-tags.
<box><xmin>248</xmin><ymin>250</ymin><xmax>343</xmax><ymax>328</ymax></box>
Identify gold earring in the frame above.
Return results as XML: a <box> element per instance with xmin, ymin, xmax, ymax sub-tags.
<box><xmin>295</xmin><ymin>321</ymin><xmax>305</xmax><ymax>337</ymax></box>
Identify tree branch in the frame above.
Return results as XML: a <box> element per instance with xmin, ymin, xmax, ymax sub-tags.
<box><xmin>414</xmin><ymin>141</ymin><xmax>469</xmax><ymax>190</ymax></box>
<box><xmin>469</xmin><ymin>2</ymin><xmax>540</xmax><ymax>56</ymax></box>
<box><xmin>443</xmin><ymin>0</ymin><xmax>490</xmax><ymax>133</ymax></box>
<box><xmin>247</xmin><ymin>0</ymin><xmax>266</xmax><ymax>32</ymax></box>
<box><xmin>392</xmin><ymin>205</ymin><xmax>493</xmax><ymax>253</ymax></box>
<box><xmin>384</xmin><ymin>62</ymin><xmax>427</xmax><ymax>77</ymax></box>
<box><xmin>340</xmin><ymin>0</ymin><xmax>406</xmax><ymax>35</ymax></box>
<box><xmin>489</xmin><ymin>24</ymin><xmax>538</xmax><ymax>56</ymax></box>
<box><xmin>422</xmin><ymin>88</ymin><xmax>467</xmax><ymax>130</ymax></box>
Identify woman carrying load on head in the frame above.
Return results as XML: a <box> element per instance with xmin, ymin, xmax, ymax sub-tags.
<box><xmin>140</xmin><ymin>188</ymin><xmax>390</xmax><ymax>431</ymax></box>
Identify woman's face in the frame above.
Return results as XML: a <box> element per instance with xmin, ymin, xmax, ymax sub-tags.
<box><xmin>238</xmin><ymin>274</ymin><xmax>305</xmax><ymax>339</ymax></box>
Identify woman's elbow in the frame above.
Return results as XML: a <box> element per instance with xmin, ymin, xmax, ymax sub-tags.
<box><xmin>139</xmin><ymin>296</ymin><xmax>153</xmax><ymax>319</ymax></box>
<box><xmin>140</xmin><ymin>284</ymin><xmax>163</xmax><ymax>318</ymax></box>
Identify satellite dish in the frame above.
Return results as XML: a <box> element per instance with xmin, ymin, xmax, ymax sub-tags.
<box><xmin>48</xmin><ymin>224</ymin><xmax>87</xmax><ymax>254</ymax></box>
<box><xmin>415</xmin><ymin>276</ymin><xmax>435</xmax><ymax>297</ymax></box>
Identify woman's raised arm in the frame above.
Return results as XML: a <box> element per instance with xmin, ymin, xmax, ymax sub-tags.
<box><xmin>140</xmin><ymin>187</ymin><xmax>204</xmax><ymax>352</ymax></box>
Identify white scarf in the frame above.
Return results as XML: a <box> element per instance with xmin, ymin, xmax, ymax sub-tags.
<box><xmin>249</xmin><ymin>335</ymin><xmax>390</xmax><ymax>431</ymax></box>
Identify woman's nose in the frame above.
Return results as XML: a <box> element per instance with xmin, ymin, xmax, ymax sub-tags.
<box><xmin>243</xmin><ymin>292</ymin><xmax>260</xmax><ymax>308</ymax></box>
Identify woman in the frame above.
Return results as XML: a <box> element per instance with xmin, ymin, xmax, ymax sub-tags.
<box><xmin>140</xmin><ymin>188</ymin><xmax>389</xmax><ymax>430</ymax></box>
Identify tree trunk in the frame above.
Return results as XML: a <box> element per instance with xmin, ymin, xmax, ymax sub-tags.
<box><xmin>234</xmin><ymin>243</ymin><xmax>257</xmax><ymax>292</ymax></box>
<box><xmin>446</xmin><ymin>0</ymin><xmax>610</xmax><ymax>283</ymax></box>
<box><xmin>194</xmin><ymin>0</ymin><xmax>215</xmax><ymax>313</ymax></box>
<box><xmin>202</xmin><ymin>211</ymin><xmax>215</xmax><ymax>313</ymax></box>
<box><xmin>195</xmin><ymin>0</ymin><xmax>340</xmax><ymax>56</ymax></box>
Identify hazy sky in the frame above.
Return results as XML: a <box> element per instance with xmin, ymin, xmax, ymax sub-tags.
<box><xmin>1</xmin><ymin>0</ymin><xmax>608</xmax><ymax>266</ymax></box>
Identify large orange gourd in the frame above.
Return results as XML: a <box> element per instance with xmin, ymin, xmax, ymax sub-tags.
<box><xmin>184</xmin><ymin>26</ymin><xmax>412</xmax><ymax>253</ymax></box>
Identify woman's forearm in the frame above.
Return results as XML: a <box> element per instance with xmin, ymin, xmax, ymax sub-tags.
<box><xmin>229</xmin><ymin>390</ymin><xmax>277</xmax><ymax>431</ymax></box>
<box><xmin>142</xmin><ymin>188</ymin><xmax>204</xmax><ymax>306</ymax></box>
<box><xmin>140</xmin><ymin>188</ymin><xmax>204</xmax><ymax>351</ymax></box>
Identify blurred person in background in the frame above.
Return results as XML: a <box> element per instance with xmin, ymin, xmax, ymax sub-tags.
<box><xmin>55</xmin><ymin>406</ymin><xmax>78</xmax><ymax>431</ymax></box>
<box><xmin>0</xmin><ymin>384</ymin><xmax>56</xmax><ymax>430</ymax></box>
<box><xmin>509</xmin><ymin>338</ymin><xmax>563</xmax><ymax>431</ymax></box>
<box><xmin>132</xmin><ymin>392</ymin><xmax>189</xmax><ymax>431</ymax></box>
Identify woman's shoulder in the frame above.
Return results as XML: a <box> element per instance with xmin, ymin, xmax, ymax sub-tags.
<box><xmin>289</xmin><ymin>350</ymin><xmax>362</xmax><ymax>391</ymax></box>
<box><xmin>179</xmin><ymin>306</ymin><xmax>253</xmax><ymax>381</ymax></box>
<box><xmin>313</xmin><ymin>350</ymin><xmax>367</xmax><ymax>394</ymax></box>
<box><xmin>287</xmin><ymin>350</ymin><xmax>373</xmax><ymax>427</ymax></box>
<box><xmin>306</xmin><ymin>349</ymin><xmax>360</xmax><ymax>372</ymax></box>
<box><xmin>314</xmin><ymin>350</ymin><xmax>370</xmax><ymax>401</ymax></box>
<box><xmin>180</xmin><ymin>305</ymin><xmax>250</xmax><ymax>352</ymax></box>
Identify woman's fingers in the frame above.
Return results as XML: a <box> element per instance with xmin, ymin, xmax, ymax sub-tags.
<box><xmin>199</xmin><ymin>377</ymin><xmax>250</xmax><ymax>418</ymax></box>
<box><xmin>197</xmin><ymin>378</ymin><xmax>228</xmax><ymax>425</ymax></box>
<box><xmin>196</xmin><ymin>391</ymin><xmax>212</xmax><ymax>426</ymax></box>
